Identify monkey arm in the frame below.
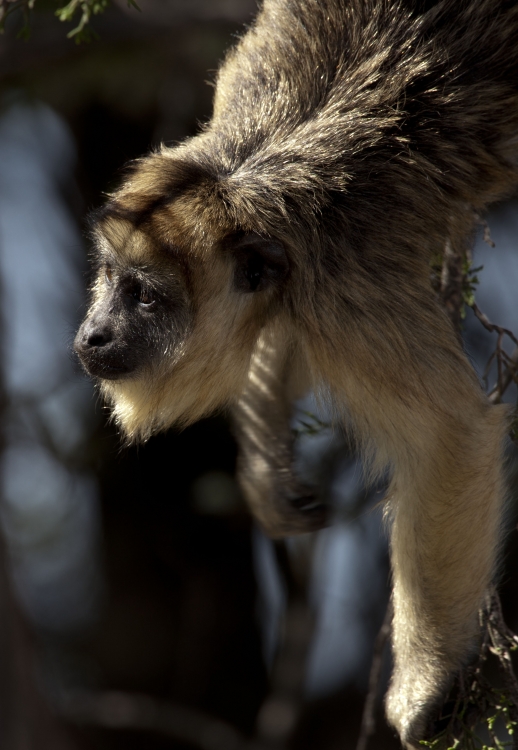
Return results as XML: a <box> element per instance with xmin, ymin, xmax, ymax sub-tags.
<box><xmin>231</xmin><ymin>326</ymin><xmax>327</xmax><ymax>538</ymax></box>
<box><xmin>387</xmin><ymin>400</ymin><xmax>508</xmax><ymax>748</ymax></box>
<box><xmin>312</xmin><ymin>298</ymin><xmax>509</xmax><ymax>748</ymax></box>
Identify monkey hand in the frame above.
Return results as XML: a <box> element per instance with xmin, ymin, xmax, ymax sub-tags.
<box><xmin>236</xmin><ymin>458</ymin><xmax>328</xmax><ymax>538</ymax></box>
<box><xmin>386</xmin><ymin>659</ymin><xmax>455</xmax><ymax>749</ymax></box>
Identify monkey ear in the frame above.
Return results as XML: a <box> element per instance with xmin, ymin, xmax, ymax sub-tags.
<box><xmin>228</xmin><ymin>233</ymin><xmax>289</xmax><ymax>293</ymax></box>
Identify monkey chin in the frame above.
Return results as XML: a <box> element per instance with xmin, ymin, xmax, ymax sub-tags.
<box><xmin>99</xmin><ymin>348</ymin><xmax>255</xmax><ymax>443</ymax></box>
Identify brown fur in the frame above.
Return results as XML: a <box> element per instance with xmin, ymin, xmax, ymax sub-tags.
<box><xmin>75</xmin><ymin>1</ymin><xmax>518</xmax><ymax>746</ymax></box>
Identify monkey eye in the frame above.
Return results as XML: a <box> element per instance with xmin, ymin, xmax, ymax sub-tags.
<box><xmin>105</xmin><ymin>265</ymin><xmax>113</xmax><ymax>283</ymax></box>
<box><xmin>131</xmin><ymin>283</ymin><xmax>156</xmax><ymax>307</ymax></box>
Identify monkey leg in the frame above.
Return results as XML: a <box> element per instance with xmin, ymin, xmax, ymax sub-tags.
<box><xmin>231</xmin><ymin>328</ymin><xmax>328</xmax><ymax>538</ymax></box>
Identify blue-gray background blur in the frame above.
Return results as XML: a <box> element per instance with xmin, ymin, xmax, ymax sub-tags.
<box><xmin>0</xmin><ymin>2</ymin><xmax>517</xmax><ymax>748</ymax></box>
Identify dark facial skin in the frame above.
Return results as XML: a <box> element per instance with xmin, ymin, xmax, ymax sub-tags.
<box><xmin>74</xmin><ymin>260</ymin><xmax>192</xmax><ymax>381</ymax></box>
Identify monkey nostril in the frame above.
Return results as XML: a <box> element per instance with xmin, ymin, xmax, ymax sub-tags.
<box><xmin>87</xmin><ymin>330</ymin><xmax>112</xmax><ymax>348</ymax></box>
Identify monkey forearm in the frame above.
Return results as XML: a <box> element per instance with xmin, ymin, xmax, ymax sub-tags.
<box><xmin>232</xmin><ymin>328</ymin><xmax>327</xmax><ymax>538</ymax></box>
<box><xmin>310</xmin><ymin>308</ymin><xmax>510</xmax><ymax>746</ymax></box>
<box><xmin>385</xmin><ymin>397</ymin><xmax>508</xmax><ymax>746</ymax></box>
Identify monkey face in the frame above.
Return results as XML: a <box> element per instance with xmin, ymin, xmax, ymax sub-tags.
<box><xmin>74</xmin><ymin>201</ymin><xmax>290</xmax><ymax>441</ymax></box>
<box><xmin>74</xmin><ymin>258</ymin><xmax>192</xmax><ymax>381</ymax></box>
<box><xmin>74</xmin><ymin>214</ymin><xmax>193</xmax><ymax>383</ymax></box>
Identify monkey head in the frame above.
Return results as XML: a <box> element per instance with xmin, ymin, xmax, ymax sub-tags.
<box><xmin>74</xmin><ymin>154</ymin><xmax>291</xmax><ymax>441</ymax></box>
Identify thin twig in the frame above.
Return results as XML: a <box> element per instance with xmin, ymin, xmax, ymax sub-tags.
<box><xmin>474</xmin><ymin>212</ymin><xmax>496</xmax><ymax>249</ymax></box>
<box><xmin>488</xmin><ymin>347</ymin><xmax>518</xmax><ymax>404</ymax></box>
<box><xmin>470</xmin><ymin>303</ymin><xmax>518</xmax><ymax>403</ymax></box>
<box><xmin>471</xmin><ymin>304</ymin><xmax>518</xmax><ymax>347</ymax></box>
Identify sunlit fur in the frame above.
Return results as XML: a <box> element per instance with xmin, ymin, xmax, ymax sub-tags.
<box><xmin>78</xmin><ymin>1</ymin><xmax>518</xmax><ymax>746</ymax></box>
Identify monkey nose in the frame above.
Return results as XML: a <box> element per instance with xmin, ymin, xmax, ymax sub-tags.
<box><xmin>86</xmin><ymin>328</ymin><xmax>112</xmax><ymax>347</ymax></box>
<box><xmin>77</xmin><ymin>320</ymin><xmax>113</xmax><ymax>350</ymax></box>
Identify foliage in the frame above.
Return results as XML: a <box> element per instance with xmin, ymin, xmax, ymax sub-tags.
<box><xmin>418</xmin><ymin>596</ymin><xmax>518</xmax><ymax>750</ymax></box>
<box><xmin>0</xmin><ymin>0</ymin><xmax>139</xmax><ymax>42</ymax></box>
<box><xmin>461</xmin><ymin>259</ymin><xmax>483</xmax><ymax>319</ymax></box>
<box><xmin>419</xmin><ymin>691</ymin><xmax>516</xmax><ymax>750</ymax></box>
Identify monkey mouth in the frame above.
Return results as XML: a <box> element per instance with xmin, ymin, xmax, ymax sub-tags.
<box><xmin>75</xmin><ymin>350</ymin><xmax>136</xmax><ymax>381</ymax></box>
<box><xmin>92</xmin><ymin>364</ymin><xmax>134</xmax><ymax>381</ymax></box>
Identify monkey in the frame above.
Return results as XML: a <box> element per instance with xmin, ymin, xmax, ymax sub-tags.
<box><xmin>74</xmin><ymin>0</ymin><xmax>518</xmax><ymax>746</ymax></box>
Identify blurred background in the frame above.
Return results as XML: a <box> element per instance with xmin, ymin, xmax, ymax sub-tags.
<box><xmin>0</xmin><ymin>2</ymin><xmax>517</xmax><ymax>748</ymax></box>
